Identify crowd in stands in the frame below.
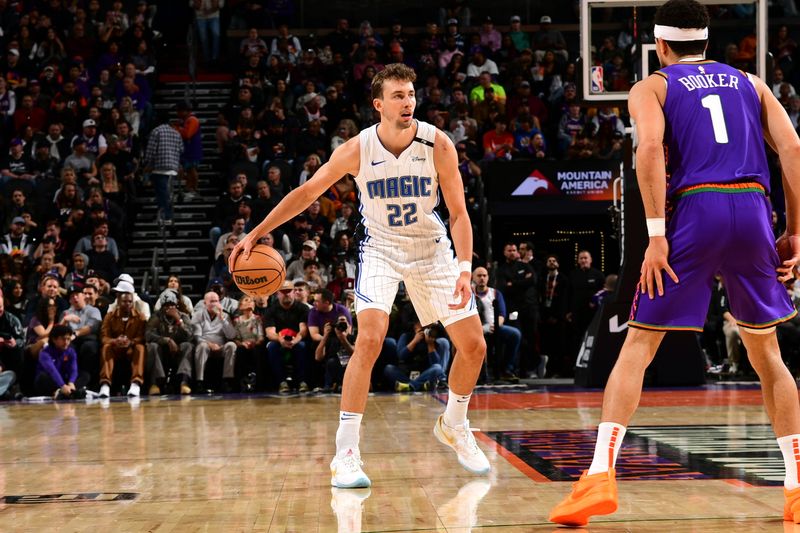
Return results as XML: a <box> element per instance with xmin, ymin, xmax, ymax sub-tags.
<box><xmin>0</xmin><ymin>0</ymin><xmax>160</xmax><ymax>399</ymax></box>
<box><xmin>3</xmin><ymin>3</ymin><xmax>800</xmax><ymax>399</ymax></box>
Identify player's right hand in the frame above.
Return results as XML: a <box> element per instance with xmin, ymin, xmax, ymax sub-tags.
<box><xmin>229</xmin><ymin>234</ymin><xmax>256</xmax><ymax>273</ymax></box>
<box><xmin>640</xmin><ymin>236</ymin><xmax>679</xmax><ymax>300</ymax></box>
<box><xmin>776</xmin><ymin>233</ymin><xmax>800</xmax><ymax>282</ymax></box>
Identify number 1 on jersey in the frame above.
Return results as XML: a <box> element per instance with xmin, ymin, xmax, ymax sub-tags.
<box><xmin>701</xmin><ymin>94</ymin><xmax>729</xmax><ymax>144</ymax></box>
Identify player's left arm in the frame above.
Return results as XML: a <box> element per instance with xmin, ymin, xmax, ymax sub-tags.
<box><xmin>434</xmin><ymin>128</ymin><xmax>473</xmax><ymax>310</ymax></box>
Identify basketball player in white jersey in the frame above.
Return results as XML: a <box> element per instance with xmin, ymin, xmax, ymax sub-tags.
<box><xmin>230</xmin><ymin>64</ymin><xmax>490</xmax><ymax>487</ymax></box>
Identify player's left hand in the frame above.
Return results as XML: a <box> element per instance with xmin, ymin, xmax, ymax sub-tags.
<box><xmin>640</xmin><ymin>236</ymin><xmax>679</xmax><ymax>300</ymax></box>
<box><xmin>776</xmin><ymin>233</ymin><xmax>800</xmax><ymax>282</ymax></box>
<box><xmin>449</xmin><ymin>272</ymin><xmax>472</xmax><ymax>310</ymax></box>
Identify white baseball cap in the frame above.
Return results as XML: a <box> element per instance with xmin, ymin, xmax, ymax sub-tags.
<box><xmin>113</xmin><ymin>280</ymin><xmax>135</xmax><ymax>293</ymax></box>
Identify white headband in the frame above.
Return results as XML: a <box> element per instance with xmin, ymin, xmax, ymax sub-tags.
<box><xmin>653</xmin><ymin>24</ymin><xmax>708</xmax><ymax>41</ymax></box>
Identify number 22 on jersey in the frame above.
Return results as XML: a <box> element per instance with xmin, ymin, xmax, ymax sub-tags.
<box><xmin>386</xmin><ymin>203</ymin><xmax>418</xmax><ymax>226</ymax></box>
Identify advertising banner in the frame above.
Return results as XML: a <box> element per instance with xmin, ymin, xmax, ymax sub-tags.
<box><xmin>485</xmin><ymin>160</ymin><xmax>619</xmax><ymax>203</ymax></box>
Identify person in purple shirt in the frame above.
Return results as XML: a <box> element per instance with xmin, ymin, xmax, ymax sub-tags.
<box><xmin>36</xmin><ymin>324</ymin><xmax>89</xmax><ymax>399</ymax></box>
<box><xmin>551</xmin><ymin>0</ymin><xmax>800</xmax><ymax>526</ymax></box>
<box><xmin>307</xmin><ymin>288</ymin><xmax>353</xmax><ymax>344</ymax></box>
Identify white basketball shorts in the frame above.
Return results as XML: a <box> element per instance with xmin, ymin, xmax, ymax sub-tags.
<box><xmin>354</xmin><ymin>236</ymin><xmax>477</xmax><ymax>327</ymax></box>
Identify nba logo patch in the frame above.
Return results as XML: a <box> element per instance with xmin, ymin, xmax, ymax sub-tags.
<box><xmin>591</xmin><ymin>66</ymin><xmax>604</xmax><ymax>93</ymax></box>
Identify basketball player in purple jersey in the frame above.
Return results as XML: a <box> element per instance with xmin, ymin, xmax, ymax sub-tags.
<box><xmin>550</xmin><ymin>0</ymin><xmax>800</xmax><ymax>526</ymax></box>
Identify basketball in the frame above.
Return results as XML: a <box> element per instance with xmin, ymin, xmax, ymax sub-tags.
<box><xmin>231</xmin><ymin>244</ymin><xmax>286</xmax><ymax>297</ymax></box>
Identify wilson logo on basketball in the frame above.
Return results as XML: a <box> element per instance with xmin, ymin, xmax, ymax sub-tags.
<box><xmin>234</xmin><ymin>274</ymin><xmax>270</xmax><ymax>285</ymax></box>
<box><xmin>231</xmin><ymin>244</ymin><xmax>286</xmax><ymax>297</ymax></box>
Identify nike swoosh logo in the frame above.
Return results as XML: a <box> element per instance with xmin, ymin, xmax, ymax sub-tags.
<box><xmin>371</xmin><ymin>160</ymin><xmax>385</xmax><ymax>166</ymax></box>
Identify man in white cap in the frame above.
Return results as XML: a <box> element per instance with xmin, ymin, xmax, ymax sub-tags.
<box><xmin>509</xmin><ymin>15</ymin><xmax>531</xmax><ymax>52</ymax></box>
<box><xmin>72</xmin><ymin>118</ymin><xmax>107</xmax><ymax>162</ymax></box>
<box><xmin>286</xmin><ymin>240</ymin><xmax>328</xmax><ymax>284</ymax></box>
<box><xmin>533</xmin><ymin>15</ymin><xmax>568</xmax><ymax>61</ymax></box>
<box><xmin>99</xmin><ymin>280</ymin><xmax>147</xmax><ymax>397</ymax></box>
<box><xmin>106</xmin><ymin>274</ymin><xmax>151</xmax><ymax>319</ymax></box>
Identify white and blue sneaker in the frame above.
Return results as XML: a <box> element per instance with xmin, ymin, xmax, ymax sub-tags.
<box><xmin>434</xmin><ymin>414</ymin><xmax>491</xmax><ymax>475</ymax></box>
<box><xmin>330</xmin><ymin>449</ymin><xmax>371</xmax><ymax>488</ymax></box>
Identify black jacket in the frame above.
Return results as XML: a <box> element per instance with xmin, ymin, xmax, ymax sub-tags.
<box><xmin>495</xmin><ymin>259</ymin><xmax>537</xmax><ymax>312</ymax></box>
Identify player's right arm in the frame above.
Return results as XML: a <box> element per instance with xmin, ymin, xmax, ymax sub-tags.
<box><xmin>629</xmin><ymin>74</ymin><xmax>679</xmax><ymax>299</ymax></box>
<box><xmin>229</xmin><ymin>137</ymin><xmax>361</xmax><ymax>271</ymax></box>
<box><xmin>751</xmin><ymin>75</ymin><xmax>800</xmax><ymax>279</ymax></box>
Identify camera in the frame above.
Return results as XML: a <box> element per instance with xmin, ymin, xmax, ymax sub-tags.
<box><xmin>335</xmin><ymin>320</ymin><xmax>348</xmax><ymax>332</ymax></box>
<box><xmin>283</xmin><ymin>335</ymin><xmax>293</xmax><ymax>342</ymax></box>
<box><xmin>424</xmin><ymin>324</ymin><xmax>443</xmax><ymax>339</ymax></box>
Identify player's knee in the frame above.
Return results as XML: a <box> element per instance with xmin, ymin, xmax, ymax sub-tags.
<box><xmin>354</xmin><ymin>331</ymin><xmax>385</xmax><ymax>361</ymax></box>
<box><xmin>459</xmin><ymin>335</ymin><xmax>486</xmax><ymax>361</ymax></box>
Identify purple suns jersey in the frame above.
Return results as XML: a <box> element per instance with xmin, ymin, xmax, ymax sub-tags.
<box><xmin>655</xmin><ymin>60</ymin><xmax>769</xmax><ymax>197</ymax></box>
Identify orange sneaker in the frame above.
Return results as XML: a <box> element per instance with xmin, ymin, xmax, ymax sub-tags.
<box><xmin>784</xmin><ymin>487</ymin><xmax>800</xmax><ymax>522</ymax></box>
<box><xmin>549</xmin><ymin>468</ymin><xmax>618</xmax><ymax>526</ymax></box>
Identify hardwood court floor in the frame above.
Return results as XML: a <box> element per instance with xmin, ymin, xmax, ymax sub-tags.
<box><xmin>0</xmin><ymin>385</ymin><xmax>798</xmax><ymax>532</ymax></box>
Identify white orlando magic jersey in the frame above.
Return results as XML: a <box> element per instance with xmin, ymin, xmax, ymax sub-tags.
<box><xmin>355</xmin><ymin>121</ymin><xmax>447</xmax><ymax>246</ymax></box>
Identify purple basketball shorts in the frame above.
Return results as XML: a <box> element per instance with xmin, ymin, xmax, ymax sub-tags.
<box><xmin>629</xmin><ymin>183</ymin><xmax>796</xmax><ymax>332</ymax></box>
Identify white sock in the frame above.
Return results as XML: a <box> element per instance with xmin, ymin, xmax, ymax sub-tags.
<box><xmin>444</xmin><ymin>392</ymin><xmax>471</xmax><ymax>428</ymax></box>
<box><xmin>336</xmin><ymin>411</ymin><xmax>363</xmax><ymax>456</ymax></box>
<box><xmin>587</xmin><ymin>422</ymin><xmax>627</xmax><ymax>475</ymax></box>
<box><xmin>778</xmin><ymin>434</ymin><xmax>800</xmax><ymax>490</ymax></box>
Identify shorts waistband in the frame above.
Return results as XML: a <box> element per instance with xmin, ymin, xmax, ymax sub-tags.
<box><xmin>673</xmin><ymin>181</ymin><xmax>765</xmax><ymax>199</ymax></box>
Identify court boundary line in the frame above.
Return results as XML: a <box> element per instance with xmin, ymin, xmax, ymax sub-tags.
<box><xmin>474</xmin><ymin>432</ymin><xmax>551</xmax><ymax>483</ymax></box>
